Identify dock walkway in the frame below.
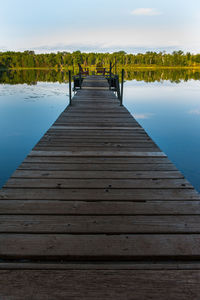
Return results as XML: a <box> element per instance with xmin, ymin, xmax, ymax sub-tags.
<box><xmin>0</xmin><ymin>75</ymin><xmax>200</xmax><ymax>299</ymax></box>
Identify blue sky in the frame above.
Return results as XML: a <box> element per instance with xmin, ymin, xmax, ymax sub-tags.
<box><xmin>1</xmin><ymin>0</ymin><xmax>200</xmax><ymax>53</ymax></box>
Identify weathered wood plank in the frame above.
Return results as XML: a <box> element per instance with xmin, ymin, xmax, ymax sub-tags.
<box><xmin>24</xmin><ymin>156</ymin><xmax>171</xmax><ymax>164</ymax></box>
<box><xmin>29</xmin><ymin>150</ymin><xmax>166</xmax><ymax>157</ymax></box>
<box><xmin>60</xmin><ymin>113</ymin><xmax>132</xmax><ymax>117</ymax></box>
<box><xmin>5</xmin><ymin>178</ymin><xmax>190</xmax><ymax>189</ymax></box>
<box><xmin>38</xmin><ymin>141</ymin><xmax>155</xmax><ymax>147</ymax></box>
<box><xmin>34</xmin><ymin>147</ymin><xmax>160</xmax><ymax>152</ymax></box>
<box><xmin>18</xmin><ymin>163</ymin><xmax>178</xmax><ymax>171</ymax></box>
<box><xmin>0</xmin><ymin>200</ymin><xmax>199</xmax><ymax>215</ymax></box>
<box><xmin>48</xmin><ymin>126</ymin><xmax>144</xmax><ymax>131</ymax></box>
<box><xmin>1</xmin><ymin>234</ymin><xmax>200</xmax><ymax>257</ymax></box>
<box><xmin>56</xmin><ymin>117</ymin><xmax>135</xmax><ymax>122</ymax></box>
<box><xmin>46</xmin><ymin>132</ymin><xmax>147</xmax><ymax>137</ymax></box>
<box><xmin>52</xmin><ymin>123</ymin><xmax>140</xmax><ymax>127</ymax></box>
<box><xmin>42</xmin><ymin>137</ymin><xmax>151</xmax><ymax>142</ymax></box>
<box><xmin>0</xmin><ymin>215</ymin><xmax>200</xmax><ymax>233</ymax></box>
<box><xmin>0</xmin><ymin>188</ymin><xmax>199</xmax><ymax>200</ymax></box>
<box><xmin>13</xmin><ymin>170</ymin><xmax>181</xmax><ymax>178</ymax></box>
<box><xmin>0</xmin><ymin>270</ymin><xmax>200</xmax><ymax>300</ymax></box>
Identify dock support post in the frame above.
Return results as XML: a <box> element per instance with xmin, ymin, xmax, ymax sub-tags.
<box><xmin>120</xmin><ymin>69</ymin><xmax>124</xmax><ymax>106</ymax></box>
<box><xmin>69</xmin><ymin>70</ymin><xmax>72</xmax><ymax>105</ymax></box>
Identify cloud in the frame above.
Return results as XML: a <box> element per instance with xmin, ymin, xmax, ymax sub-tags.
<box><xmin>189</xmin><ymin>109</ymin><xmax>200</xmax><ymax>115</ymax></box>
<box><xmin>131</xmin><ymin>8</ymin><xmax>162</xmax><ymax>16</ymax></box>
<box><xmin>31</xmin><ymin>43</ymin><xmax>178</xmax><ymax>54</ymax></box>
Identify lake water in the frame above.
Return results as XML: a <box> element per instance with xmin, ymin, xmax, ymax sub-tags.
<box><xmin>0</xmin><ymin>69</ymin><xmax>200</xmax><ymax>192</ymax></box>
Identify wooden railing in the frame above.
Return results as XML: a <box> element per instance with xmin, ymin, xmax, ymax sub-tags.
<box><xmin>68</xmin><ymin>66</ymin><xmax>125</xmax><ymax>106</ymax></box>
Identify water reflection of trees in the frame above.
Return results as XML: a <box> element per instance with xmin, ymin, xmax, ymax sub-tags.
<box><xmin>0</xmin><ymin>69</ymin><xmax>70</xmax><ymax>85</ymax></box>
<box><xmin>1</xmin><ymin>68</ymin><xmax>200</xmax><ymax>85</ymax></box>
<box><xmin>124</xmin><ymin>69</ymin><xmax>200</xmax><ymax>83</ymax></box>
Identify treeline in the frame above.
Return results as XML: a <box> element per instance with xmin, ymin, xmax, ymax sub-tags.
<box><xmin>1</xmin><ymin>69</ymin><xmax>200</xmax><ymax>85</ymax></box>
<box><xmin>1</xmin><ymin>50</ymin><xmax>200</xmax><ymax>69</ymax></box>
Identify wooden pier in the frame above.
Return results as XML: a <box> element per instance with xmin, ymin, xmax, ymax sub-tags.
<box><xmin>0</xmin><ymin>75</ymin><xmax>200</xmax><ymax>299</ymax></box>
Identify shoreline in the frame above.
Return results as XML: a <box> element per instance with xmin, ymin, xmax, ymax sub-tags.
<box><xmin>1</xmin><ymin>66</ymin><xmax>200</xmax><ymax>71</ymax></box>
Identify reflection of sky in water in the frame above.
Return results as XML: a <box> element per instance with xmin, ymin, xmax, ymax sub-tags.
<box><xmin>0</xmin><ymin>82</ymin><xmax>69</xmax><ymax>187</ymax></box>
<box><xmin>124</xmin><ymin>80</ymin><xmax>200</xmax><ymax>192</ymax></box>
<box><xmin>0</xmin><ymin>79</ymin><xmax>200</xmax><ymax>193</ymax></box>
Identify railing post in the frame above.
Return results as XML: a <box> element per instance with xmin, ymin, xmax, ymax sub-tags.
<box><xmin>120</xmin><ymin>69</ymin><xmax>124</xmax><ymax>106</ymax></box>
<box><xmin>116</xmin><ymin>75</ymin><xmax>120</xmax><ymax>100</ymax></box>
<box><xmin>69</xmin><ymin>70</ymin><xmax>72</xmax><ymax>105</ymax></box>
<box><xmin>79</xmin><ymin>72</ymin><xmax>82</xmax><ymax>89</ymax></box>
<box><xmin>109</xmin><ymin>61</ymin><xmax>112</xmax><ymax>90</ymax></box>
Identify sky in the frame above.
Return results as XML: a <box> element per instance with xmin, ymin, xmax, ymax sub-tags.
<box><xmin>1</xmin><ymin>0</ymin><xmax>200</xmax><ymax>54</ymax></box>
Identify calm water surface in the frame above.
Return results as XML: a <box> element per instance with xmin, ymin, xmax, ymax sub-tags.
<box><xmin>0</xmin><ymin>82</ymin><xmax>69</xmax><ymax>187</ymax></box>
<box><xmin>0</xmin><ymin>70</ymin><xmax>200</xmax><ymax>192</ymax></box>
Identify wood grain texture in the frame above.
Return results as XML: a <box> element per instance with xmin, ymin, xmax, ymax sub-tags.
<box><xmin>0</xmin><ymin>187</ymin><xmax>199</xmax><ymax>200</ymax></box>
<box><xmin>0</xmin><ymin>215</ymin><xmax>200</xmax><ymax>233</ymax></box>
<box><xmin>0</xmin><ymin>270</ymin><xmax>200</xmax><ymax>300</ymax></box>
<box><xmin>5</xmin><ymin>178</ymin><xmax>191</xmax><ymax>189</ymax></box>
<box><xmin>29</xmin><ymin>150</ymin><xmax>165</xmax><ymax>157</ymax></box>
<box><xmin>1</xmin><ymin>234</ymin><xmax>200</xmax><ymax>258</ymax></box>
<box><xmin>11</xmin><ymin>170</ymin><xmax>183</xmax><ymax>179</ymax></box>
<box><xmin>18</xmin><ymin>162</ymin><xmax>177</xmax><ymax>171</ymax></box>
<box><xmin>0</xmin><ymin>200</ymin><xmax>200</xmax><ymax>215</ymax></box>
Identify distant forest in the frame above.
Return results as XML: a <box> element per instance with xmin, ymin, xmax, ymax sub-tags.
<box><xmin>1</xmin><ymin>50</ymin><xmax>200</xmax><ymax>69</ymax></box>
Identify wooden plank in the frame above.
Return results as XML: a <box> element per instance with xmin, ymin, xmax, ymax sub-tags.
<box><xmin>52</xmin><ymin>123</ymin><xmax>140</xmax><ymax>127</ymax></box>
<box><xmin>29</xmin><ymin>151</ymin><xmax>166</xmax><ymax>157</ymax></box>
<box><xmin>0</xmin><ymin>188</ymin><xmax>199</xmax><ymax>200</ymax></box>
<box><xmin>56</xmin><ymin>118</ymin><xmax>136</xmax><ymax>122</ymax></box>
<box><xmin>42</xmin><ymin>137</ymin><xmax>151</xmax><ymax>141</ymax></box>
<box><xmin>45</xmin><ymin>133</ymin><xmax>148</xmax><ymax>138</ymax></box>
<box><xmin>46</xmin><ymin>130</ymin><xmax>145</xmax><ymax>134</ymax></box>
<box><xmin>1</xmin><ymin>215</ymin><xmax>200</xmax><ymax>233</ymax></box>
<box><xmin>0</xmin><ymin>270</ymin><xmax>199</xmax><ymax>300</ymax></box>
<box><xmin>5</xmin><ymin>178</ymin><xmax>190</xmax><ymax>189</ymax></box>
<box><xmin>38</xmin><ymin>142</ymin><xmax>155</xmax><ymax>147</ymax></box>
<box><xmin>1</xmin><ymin>234</ymin><xmax>200</xmax><ymax>257</ymax></box>
<box><xmin>0</xmin><ymin>200</ymin><xmax>200</xmax><ymax>215</ymax></box>
<box><xmin>18</xmin><ymin>163</ymin><xmax>177</xmax><ymax>171</ymax></box>
<box><xmin>34</xmin><ymin>147</ymin><xmax>160</xmax><ymax>152</ymax></box>
<box><xmin>37</xmin><ymin>142</ymin><xmax>157</xmax><ymax>148</ymax></box>
<box><xmin>46</xmin><ymin>131</ymin><xmax>146</xmax><ymax>135</ymax></box>
<box><xmin>60</xmin><ymin>113</ymin><xmax>131</xmax><ymax>117</ymax></box>
<box><xmin>12</xmin><ymin>167</ymin><xmax>181</xmax><ymax>179</ymax></box>
<box><xmin>24</xmin><ymin>156</ymin><xmax>171</xmax><ymax>164</ymax></box>
<box><xmin>40</xmin><ymin>136</ymin><xmax>152</xmax><ymax>141</ymax></box>
<box><xmin>82</xmin><ymin>86</ymin><xmax>108</xmax><ymax>89</ymax></box>
<box><xmin>41</xmin><ymin>134</ymin><xmax>150</xmax><ymax>139</ymax></box>
<box><xmin>69</xmin><ymin>104</ymin><xmax>125</xmax><ymax>108</ymax></box>
<box><xmin>50</xmin><ymin>126</ymin><xmax>143</xmax><ymax>130</ymax></box>
<box><xmin>1</xmin><ymin>269</ymin><xmax>200</xmax><ymax>300</ymax></box>
<box><xmin>33</xmin><ymin>148</ymin><xmax>160</xmax><ymax>153</ymax></box>
<box><xmin>65</xmin><ymin>109</ymin><xmax>128</xmax><ymax>113</ymax></box>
